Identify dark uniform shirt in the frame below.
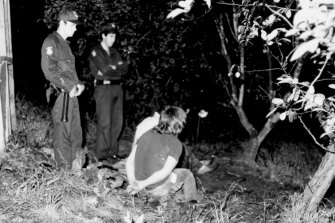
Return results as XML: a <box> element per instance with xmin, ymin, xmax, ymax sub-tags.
<box><xmin>41</xmin><ymin>31</ymin><xmax>79</xmax><ymax>92</ymax></box>
<box><xmin>89</xmin><ymin>44</ymin><xmax>128</xmax><ymax>81</ymax></box>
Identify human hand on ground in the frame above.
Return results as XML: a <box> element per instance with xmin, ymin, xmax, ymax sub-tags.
<box><xmin>126</xmin><ymin>181</ymin><xmax>144</xmax><ymax>195</ymax></box>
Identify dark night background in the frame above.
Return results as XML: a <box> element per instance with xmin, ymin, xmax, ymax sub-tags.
<box><xmin>7</xmin><ymin>0</ymin><xmax>321</xmax><ymax>146</ymax></box>
<box><xmin>10</xmin><ymin>0</ymin><xmax>48</xmax><ymax>105</ymax></box>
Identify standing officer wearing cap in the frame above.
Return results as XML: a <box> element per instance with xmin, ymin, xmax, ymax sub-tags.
<box><xmin>41</xmin><ymin>8</ymin><xmax>85</xmax><ymax>169</ymax></box>
<box><xmin>89</xmin><ymin>23</ymin><xmax>128</xmax><ymax>161</ymax></box>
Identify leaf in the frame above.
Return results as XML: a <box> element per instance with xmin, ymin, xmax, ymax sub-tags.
<box><xmin>285</xmin><ymin>28</ymin><xmax>300</xmax><ymax>37</ymax></box>
<box><xmin>267</xmin><ymin>41</ymin><xmax>274</xmax><ymax>46</ymax></box>
<box><xmin>320</xmin><ymin>132</ymin><xmax>328</xmax><ymax>138</ymax></box>
<box><xmin>277</xmin><ymin>76</ymin><xmax>294</xmax><ymax>84</ymax></box>
<box><xmin>287</xmin><ymin>89</ymin><xmax>296</xmax><ymax>102</ymax></box>
<box><xmin>203</xmin><ymin>0</ymin><xmax>211</xmax><ymax>8</ymax></box>
<box><xmin>238</xmin><ymin>25</ymin><xmax>247</xmax><ymax>34</ymax></box>
<box><xmin>280</xmin><ymin>38</ymin><xmax>291</xmax><ymax>43</ymax></box>
<box><xmin>307</xmin><ymin>86</ymin><xmax>315</xmax><ymax>94</ymax></box>
<box><xmin>267</xmin><ymin>29</ymin><xmax>279</xmax><ymax>41</ymax></box>
<box><xmin>311</xmin><ymin>107</ymin><xmax>327</xmax><ymax>112</ymax></box>
<box><xmin>299</xmin><ymin>30</ymin><xmax>313</xmax><ymax>40</ymax></box>
<box><xmin>287</xmin><ymin>110</ymin><xmax>296</xmax><ymax>122</ymax></box>
<box><xmin>329</xmin><ymin>84</ymin><xmax>335</xmax><ymax>89</ymax></box>
<box><xmin>272</xmin><ymin>98</ymin><xmax>285</xmax><ymax>105</ymax></box>
<box><xmin>285</xmin><ymin>9</ymin><xmax>292</xmax><ymax>18</ymax></box>
<box><xmin>290</xmin><ymin>39</ymin><xmax>320</xmax><ymax>61</ymax></box>
<box><xmin>166</xmin><ymin>8</ymin><xmax>187</xmax><ymax>19</ymax></box>
<box><xmin>299</xmin><ymin>81</ymin><xmax>310</xmax><ymax>87</ymax></box>
<box><xmin>261</xmin><ymin>30</ymin><xmax>267</xmax><ymax>40</ymax></box>
<box><xmin>263</xmin><ymin>14</ymin><xmax>276</xmax><ymax>27</ymax></box>
<box><xmin>313</xmin><ymin>93</ymin><xmax>325</xmax><ymax>107</ymax></box>
<box><xmin>178</xmin><ymin>0</ymin><xmax>194</xmax><ymax>11</ymax></box>
<box><xmin>293</xmin><ymin>8</ymin><xmax>313</xmax><ymax>28</ymax></box>
<box><xmin>280</xmin><ymin>112</ymin><xmax>287</xmax><ymax>121</ymax></box>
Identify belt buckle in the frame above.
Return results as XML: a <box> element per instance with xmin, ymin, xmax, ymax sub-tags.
<box><xmin>103</xmin><ymin>80</ymin><xmax>111</xmax><ymax>85</ymax></box>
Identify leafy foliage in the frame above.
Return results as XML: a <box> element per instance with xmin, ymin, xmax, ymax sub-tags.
<box><xmin>270</xmin><ymin>1</ymin><xmax>335</xmax><ymax>151</ymax></box>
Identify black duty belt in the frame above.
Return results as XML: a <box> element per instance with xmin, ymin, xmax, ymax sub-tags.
<box><xmin>95</xmin><ymin>79</ymin><xmax>122</xmax><ymax>86</ymax></box>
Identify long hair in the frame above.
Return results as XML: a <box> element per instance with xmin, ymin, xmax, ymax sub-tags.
<box><xmin>154</xmin><ymin>106</ymin><xmax>186</xmax><ymax>135</ymax></box>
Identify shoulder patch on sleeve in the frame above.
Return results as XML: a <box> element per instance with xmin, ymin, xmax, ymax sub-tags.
<box><xmin>46</xmin><ymin>46</ymin><xmax>53</xmax><ymax>56</ymax></box>
<box><xmin>92</xmin><ymin>50</ymin><xmax>96</xmax><ymax>57</ymax></box>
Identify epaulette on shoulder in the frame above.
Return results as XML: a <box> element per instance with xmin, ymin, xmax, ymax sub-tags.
<box><xmin>46</xmin><ymin>33</ymin><xmax>60</xmax><ymax>45</ymax></box>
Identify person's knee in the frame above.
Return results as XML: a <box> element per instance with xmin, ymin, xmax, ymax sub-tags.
<box><xmin>173</xmin><ymin>168</ymin><xmax>193</xmax><ymax>178</ymax></box>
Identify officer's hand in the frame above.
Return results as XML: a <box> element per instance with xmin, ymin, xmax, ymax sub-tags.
<box><xmin>76</xmin><ymin>84</ymin><xmax>85</xmax><ymax>96</ymax></box>
<box><xmin>69</xmin><ymin>85</ymin><xmax>78</xmax><ymax>98</ymax></box>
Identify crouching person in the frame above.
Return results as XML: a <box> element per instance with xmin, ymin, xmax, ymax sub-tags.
<box><xmin>125</xmin><ymin>106</ymin><xmax>199</xmax><ymax>204</ymax></box>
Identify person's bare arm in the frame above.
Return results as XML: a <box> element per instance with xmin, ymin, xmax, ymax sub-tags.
<box><xmin>140</xmin><ymin>156</ymin><xmax>177</xmax><ymax>188</ymax></box>
<box><xmin>126</xmin><ymin>143</ymin><xmax>137</xmax><ymax>184</ymax></box>
<box><xmin>127</xmin><ymin>156</ymin><xmax>178</xmax><ymax>195</ymax></box>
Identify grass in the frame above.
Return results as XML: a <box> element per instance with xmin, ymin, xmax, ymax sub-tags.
<box><xmin>0</xmin><ymin>146</ymin><xmax>248</xmax><ymax>222</ymax></box>
<box><xmin>1</xmin><ymin>97</ymin><xmax>335</xmax><ymax>222</ymax></box>
<box><xmin>279</xmin><ymin>193</ymin><xmax>335</xmax><ymax>223</ymax></box>
<box><xmin>257</xmin><ymin>140</ymin><xmax>322</xmax><ymax>188</ymax></box>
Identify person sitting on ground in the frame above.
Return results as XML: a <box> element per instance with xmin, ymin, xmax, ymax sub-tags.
<box><xmin>132</xmin><ymin>109</ymin><xmax>218</xmax><ymax>175</ymax></box>
<box><xmin>125</xmin><ymin>106</ymin><xmax>199</xmax><ymax>203</ymax></box>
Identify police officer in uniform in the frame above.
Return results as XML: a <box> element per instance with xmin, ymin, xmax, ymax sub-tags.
<box><xmin>89</xmin><ymin>23</ymin><xmax>128</xmax><ymax>161</ymax></box>
<box><xmin>41</xmin><ymin>8</ymin><xmax>85</xmax><ymax>169</ymax></box>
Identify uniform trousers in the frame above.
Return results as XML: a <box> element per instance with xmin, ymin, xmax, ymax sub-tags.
<box><xmin>94</xmin><ymin>84</ymin><xmax>123</xmax><ymax>159</ymax></box>
<box><xmin>52</xmin><ymin>92</ymin><xmax>82</xmax><ymax>169</ymax></box>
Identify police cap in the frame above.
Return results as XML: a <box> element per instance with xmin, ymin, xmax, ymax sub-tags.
<box><xmin>58</xmin><ymin>9</ymin><xmax>81</xmax><ymax>24</ymax></box>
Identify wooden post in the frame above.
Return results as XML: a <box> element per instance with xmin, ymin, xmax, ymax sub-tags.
<box><xmin>0</xmin><ymin>0</ymin><xmax>16</xmax><ymax>153</ymax></box>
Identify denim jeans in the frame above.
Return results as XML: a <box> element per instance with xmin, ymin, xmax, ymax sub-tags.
<box><xmin>143</xmin><ymin>168</ymin><xmax>199</xmax><ymax>202</ymax></box>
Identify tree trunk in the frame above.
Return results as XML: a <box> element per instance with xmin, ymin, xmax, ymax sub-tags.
<box><xmin>303</xmin><ymin>151</ymin><xmax>335</xmax><ymax>214</ymax></box>
<box><xmin>214</xmin><ymin>11</ymin><xmax>280</xmax><ymax>166</ymax></box>
<box><xmin>0</xmin><ymin>0</ymin><xmax>15</xmax><ymax>153</ymax></box>
<box><xmin>239</xmin><ymin>112</ymin><xmax>280</xmax><ymax>165</ymax></box>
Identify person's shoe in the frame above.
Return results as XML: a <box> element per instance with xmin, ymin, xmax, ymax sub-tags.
<box><xmin>197</xmin><ymin>165</ymin><xmax>214</xmax><ymax>175</ymax></box>
<box><xmin>196</xmin><ymin>156</ymin><xmax>219</xmax><ymax>175</ymax></box>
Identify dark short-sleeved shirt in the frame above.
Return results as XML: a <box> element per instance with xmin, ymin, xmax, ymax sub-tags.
<box><xmin>134</xmin><ymin>129</ymin><xmax>183</xmax><ymax>187</ymax></box>
<box><xmin>89</xmin><ymin>44</ymin><xmax>128</xmax><ymax>81</ymax></box>
<box><xmin>41</xmin><ymin>32</ymin><xmax>79</xmax><ymax>91</ymax></box>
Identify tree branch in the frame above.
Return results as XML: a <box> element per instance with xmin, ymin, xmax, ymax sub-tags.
<box><xmin>264</xmin><ymin>4</ymin><xmax>293</xmax><ymax>28</ymax></box>
<box><xmin>216</xmin><ymin>1</ymin><xmax>298</xmax><ymax>11</ymax></box>
<box><xmin>310</xmin><ymin>54</ymin><xmax>331</xmax><ymax>87</ymax></box>
<box><xmin>298</xmin><ymin>116</ymin><xmax>335</xmax><ymax>153</ymax></box>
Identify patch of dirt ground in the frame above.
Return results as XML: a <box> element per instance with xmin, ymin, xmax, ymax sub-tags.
<box><xmin>196</xmin><ymin>157</ymin><xmax>301</xmax><ymax>222</ymax></box>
